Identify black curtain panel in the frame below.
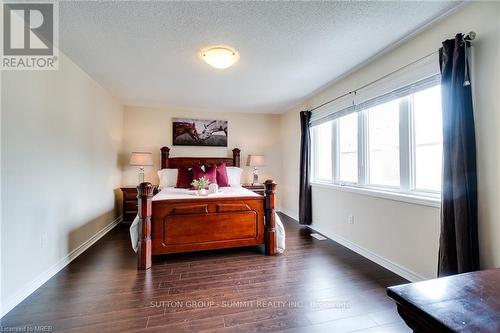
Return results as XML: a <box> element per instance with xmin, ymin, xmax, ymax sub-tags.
<box><xmin>438</xmin><ymin>34</ymin><xmax>479</xmax><ymax>277</ymax></box>
<box><xmin>299</xmin><ymin>111</ymin><xmax>312</xmax><ymax>225</ymax></box>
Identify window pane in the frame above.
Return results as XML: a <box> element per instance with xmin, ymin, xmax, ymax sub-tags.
<box><xmin>313</xmin><ymin>122</ymin><xmax>332</xmax><ymax>181</ymax></box>
<box><xmin>414</xmin><ymin>85</ymin><xmax>442</xmax><ymax>191</ymax></box>
<box><xmin>368</xmin><ymin>99</ymin><xmax>400</xmax><ymax>186</ymax></box>
<box><xmin>338</xmin><ymin>113</ymin><xmax>358</xmax><ymax>183</ymax></box>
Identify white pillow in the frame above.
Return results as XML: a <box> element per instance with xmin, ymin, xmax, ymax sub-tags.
<box><xmin>226</xmin><ymin>167</ymin><xmax>243</xmax><ymax>187</ymax></box>
<box><xmin>157</xmin><ymin>169</ymin><xmax>178</xmax><ymax>189</ymax></box>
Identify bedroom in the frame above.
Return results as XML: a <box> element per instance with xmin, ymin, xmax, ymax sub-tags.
<box><xmin>1</xmin><ymin>1</ymin><xmax>499</xmax><ymax>332</ymax></box>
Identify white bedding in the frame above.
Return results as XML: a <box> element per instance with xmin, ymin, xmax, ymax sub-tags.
<box><xmin>152</xmin><ymin>186</ymin><xmax>259</xmax><ymax>201</ymax></box>
<box><xmin>129</xmin><ymin>187</ymin><xmax>286</xmax><ymax>254</ymax></box>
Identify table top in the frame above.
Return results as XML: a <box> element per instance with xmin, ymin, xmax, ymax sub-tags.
<box><xmin>387</xmin><ymin>268</ymin><xmax>500</xmax><ymax>333</ymax></box>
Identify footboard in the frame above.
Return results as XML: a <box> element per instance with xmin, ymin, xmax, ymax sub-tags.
<box><xmin>152</xmin><ymin>197</ymin><xmax>265</xmax><ymax>254</ymax></box>
<box><xmin>136</xmin><ymin>180</ymin><xmax>277</xmax><ymax>270</ymax></box>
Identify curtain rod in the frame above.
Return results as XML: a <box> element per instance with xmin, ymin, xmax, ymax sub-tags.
<box><xmin>309</xmin><ymin>31</ymin><xmax>476</xmax><ymax>113</ymax></box>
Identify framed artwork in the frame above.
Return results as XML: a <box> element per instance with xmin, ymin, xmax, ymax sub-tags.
<box><xmin>173</xmin><ymin>118</ymin><xmax>228</xmax><ymax>147</ymax></box>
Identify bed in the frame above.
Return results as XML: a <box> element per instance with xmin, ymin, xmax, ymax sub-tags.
<box><xmin>133</xmin><ymin>146</ymin><xmax>279</xmax><ymax>270</ymax></box>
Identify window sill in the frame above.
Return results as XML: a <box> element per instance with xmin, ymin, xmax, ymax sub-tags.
<box><xmin>310</xmin><ymin>182</ymin><xmax>441</xmax><ymax>208</ymax></box>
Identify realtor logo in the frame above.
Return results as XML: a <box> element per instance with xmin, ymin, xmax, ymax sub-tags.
<box><xmin>1</xmin><ymin>2</ymin><xmax>59</xmax><ymax>70</ymax></box>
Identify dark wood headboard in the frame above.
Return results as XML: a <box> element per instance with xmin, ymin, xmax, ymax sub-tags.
<box><xmin>160</xmin><ymin>146</ymin><xmax>241</xmax><ymax>169</ymax></box>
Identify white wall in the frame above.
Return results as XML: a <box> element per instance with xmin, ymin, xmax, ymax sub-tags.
<box><xmin>122</xmin><ymin>106</ymin><xmax>282</xmax><ymax>206</ymax></box>
<box><xmin>278</xmin><ymin>104</ymin><xmax>303</xmax><ymax>220</ymax></box>
<box><xmin>279</xmin><ymin>2</ymin><xmax>500</xmax><ymax>279</ymax></box>
<box><xmin>1</xmin><ymin>52</ymin><xmax>124</xmax><ymax>315</ymax></box>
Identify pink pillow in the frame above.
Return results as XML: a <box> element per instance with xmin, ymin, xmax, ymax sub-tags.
<box><xmin>192</xmin><ymin>164</ymin><xmax>217</xmax><ymax>186</ymax></box>
<box><xmin>214</xmin><ymin>163</ymin><xmax>230</xmax><ymax>187</ymax></box>
<box><xmin>175</xmin><ymin>166</ymin><xmax>193</xmax><ymax>188</ymax></box>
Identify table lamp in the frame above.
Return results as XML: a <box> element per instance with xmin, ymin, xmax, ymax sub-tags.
<box><xmin>246</xmin><ymin>155</ymin><xmax>265</xmax><ymax>185</ymax></box>
<box><xmin>130</xmin><ymin>152</ymin><xmax>153</xmax><ymax>184</ymax></box>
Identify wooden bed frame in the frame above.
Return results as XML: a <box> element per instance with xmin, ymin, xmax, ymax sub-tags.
<box><xmin>136</xmin><ymin>146</ymin><xmax>277</xmax><ymax>270</ymax></box>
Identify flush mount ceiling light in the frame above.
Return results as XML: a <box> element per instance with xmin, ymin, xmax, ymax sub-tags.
<box><xmin>200</xmin><ymin>46</ymin><xmax>239</xmax><ymax>69</ymax></box>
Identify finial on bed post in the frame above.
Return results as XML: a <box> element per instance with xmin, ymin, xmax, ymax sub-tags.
<box><xmin>264</xmin><ymin>179</ymin><xmax>277</xmax><ymax>256</ymax></box>
<box><xmin>161</xmin><ymin>146</ymin><xmax>170</xmax><ymax>169</ymax></box>
<box><xmin>137</xmin><ymin>182</ymin><xmax>155</xmax><ymax>270</ymax></box>
<box><xmin>232</xmin><ymin>148</ymin><xmax>241</xmax><ymax>167</ymax></box>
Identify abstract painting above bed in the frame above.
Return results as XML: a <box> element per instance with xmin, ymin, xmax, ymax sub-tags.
<box><xmin>173</xmin><ymin>118</ymin><xmax>228</xmax><ymax>147</ymax></box>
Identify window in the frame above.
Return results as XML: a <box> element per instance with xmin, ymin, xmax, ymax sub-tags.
<box><xmin>338</xmin><ymin>113</ymin><xmax>358</xmax><ymax>183</ymax></box>
<box><xmin>367</xmin><ymin>99</ymin><xmax>400</xmax><ymax>187</ymax></box>
<box><xmin>312</xmin><ymin>121</ymin><xmax>332</xmax><ymax>181</ymax></box>
<box><xmin>413</xmin><ymin>85</ymin><xmax>443</xmax><ymax>192</ymax></box>
<box><xmin>311</xmin><ymin>81</ymin><xmax>443</xmax><ymax>199</ymax></box>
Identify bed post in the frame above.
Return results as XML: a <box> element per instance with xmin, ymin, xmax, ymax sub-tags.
<box><xmin>161</xmin><ymin>146</ymin><xmax>170</xmax><ymax>169</ymax></box>
<box><xmin>232</xmin><ymin>148</ymin><xmax>241</xmax><ymax>167</ymax></box>
<box><xmin>137</xmin><ymin>182</ymin><xmax>155</xmax><ymax>270</ymax></box>
<box><xmin>264</xmin><ymin>179</ymin><xmax>277</xmax><ymax>256</ymax></box>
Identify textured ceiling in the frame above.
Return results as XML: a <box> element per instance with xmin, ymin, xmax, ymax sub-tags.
<box><xmin>59</xmin><ymin>1</ymin><xmax>459</xmax><ymax>113</ymax></box>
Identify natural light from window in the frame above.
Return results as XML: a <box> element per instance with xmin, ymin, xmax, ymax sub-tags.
<box><xmin>413</xmin><ymin>85</ymin><xmax>443</xmax><ymax>192</ymax></box>
<box><xmin>313</xmin><ymin>121</ymin><xmax>332</xmax><ymax>181</ymax></box>
<box><xmin>368</xmin><ymin>99</ymin><xmax>400</xmax><ymax>187</ymax></box>
<box><xmin>338</xmin><ymin>113</ymin><xmax>358</xmax><ymax>183</ymax></box>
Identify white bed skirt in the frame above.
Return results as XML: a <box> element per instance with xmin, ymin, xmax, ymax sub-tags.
<box><xmin>129</xmin><ymin>212</ymin><xmax>286</xmax><ymax>254</ymax></box>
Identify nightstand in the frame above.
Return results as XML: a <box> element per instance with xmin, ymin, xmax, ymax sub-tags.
<box><xmin>121</xmin><ymin>186</ymin><xmax>139</xmax><ymax>223</ymax></box>
<box><xmin>242</xmin><ymin>183</ymin><xmax>265</xmax><ymax>196</ymax></box>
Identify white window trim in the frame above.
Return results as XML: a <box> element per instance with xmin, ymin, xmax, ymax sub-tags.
<box><xmin>311</xmin><ymin>181</ymin><xmax>441</xmax><ymax>208</ymax></box>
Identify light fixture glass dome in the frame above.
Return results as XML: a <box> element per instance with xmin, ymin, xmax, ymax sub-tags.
<box><xmin>200</xmin><ymin>46</ymin><xmax>239</xmax><ymax>69</ymax></box>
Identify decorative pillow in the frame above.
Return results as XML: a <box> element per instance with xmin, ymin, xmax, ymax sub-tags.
<box><xmin>175</xmin><ymin>166</ymin><xmax>193</xmax><ymax>188</ymax></box>
<box><xmin>211</xmin><ymin>163</ymin><xmax>230</xmax><ymax>187</ymax></box>
<box><xmin>226</xmin><ymin>167</ymin><xmax>243</xmax><ymax>187</ymax></box>
<box><xmin>192</xmin><ymin>164</ymin><xmax>217</xmax><ymax>186</ymax></box>
<box><xmin>157</xmin><ymin>169</ymin><xmax>178</xmax><ymax>189</ymax></box>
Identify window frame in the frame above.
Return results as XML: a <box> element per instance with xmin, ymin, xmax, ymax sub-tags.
<box><xmin>311</xmin><ymin>83</ymin><xmax>442</xmax><ymax>202</ymax></box>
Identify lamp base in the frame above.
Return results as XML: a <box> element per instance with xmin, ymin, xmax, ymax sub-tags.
<box><xmin>252</xmin><ymin>169</ymin><xmax>259</xmax><ymax>185</ymax></box>
<box><xmin>138</xmin><ymin>167</ymin><xmax>145</xmax><ymax>184</ymax></box>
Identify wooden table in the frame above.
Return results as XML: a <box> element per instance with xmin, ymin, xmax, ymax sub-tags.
<box><xmin>387</xmin><ymin>268</ymin><xmax>500</xmax><ymax>333</ymax></box>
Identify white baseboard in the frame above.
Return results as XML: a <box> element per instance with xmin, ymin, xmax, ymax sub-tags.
<box><xmin>1</xmin><ymin>216</ymin><xmax>122</xmax><ymax>318</ymax></box>
<box><xmin>278</xmin><ymin>208</ymin><xmax>298</xmax><ymax>221</ymax></box>
<box><xmin>307</xmin><ymin>224</ymin><xmax>427</xmax><ymax>282</ymax></box>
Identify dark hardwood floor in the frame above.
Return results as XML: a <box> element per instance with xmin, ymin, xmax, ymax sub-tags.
<box><xmin>1</xmin><ymin>214</ymin><xmax>410</xmax><ymax>332</ymax></box>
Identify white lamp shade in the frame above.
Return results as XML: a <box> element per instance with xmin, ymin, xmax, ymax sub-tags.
<box><xmin>130</xmin><ymin>152</ymin><xmax>153</xmax><ymax>166</ymax></box>
<box><xmin>246</xmin><ymin>155</ymin><xmax>265</xmax><ymax>167</ymax></box>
